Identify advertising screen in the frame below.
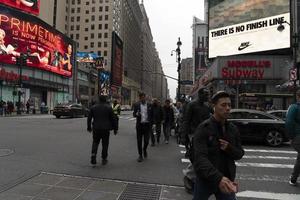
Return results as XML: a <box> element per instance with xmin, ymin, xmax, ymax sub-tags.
<box><xmin>111</xmin><ymin>31</ymin><xmax>123</xmax><ymax>87</ymax></box>
<box><xmin>0</xmin><ymin>0</ymin><xmax>40</xmax><ymax>15</ymax></box>
<box><xmin>0</xmin><ymin>5</ymin><xmax>74</xmax><ymax>77</ymax></box>
<box><xmin>76</xmin><ymin>52</ymin><xmax>100</xmax><ymax>63</ymax></box>
<box><xmin>208</xmin><ymin>0</ymin><xmax>290</xmax><ymax>58</ymax></box>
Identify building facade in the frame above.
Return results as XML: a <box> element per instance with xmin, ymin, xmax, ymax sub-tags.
<box><xmin>180</xmin><ymin>58</ymin><xmax>193</xmax><ymax>98</ymax></box>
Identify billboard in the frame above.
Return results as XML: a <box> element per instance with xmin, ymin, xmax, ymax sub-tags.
<box><xmin>76</xmin><ymin>52</ymin><xmax>100</xmax><ymax>63</ymax></box>
<box><xmin>0</xmin><ymin>5</ymin><xmax>74</xmax><ymax>77</ymax></box>
<box><xmin>0</xmin><ymin>0</ymin><xmax>40</xmax><ymax>15</ymax></box>
<box><xmin>208</xmin><ymin>0</ymin><xmax>290</xmax><ymax>58</ymax></box>
<box><xmin>111</xmin><ymin>31</ymin><xmax>123</xmax><ymax>87</ymax></box>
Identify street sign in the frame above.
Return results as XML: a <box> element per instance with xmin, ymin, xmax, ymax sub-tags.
<box><xmin>180</xmin><ymin>80</ymin><xmax>193</xmax><ymax>85</ymax></box>
<box><xmin>290</xmin><ymin>68</ymin><xmax>297</xmax><ymax>81</ymax></box>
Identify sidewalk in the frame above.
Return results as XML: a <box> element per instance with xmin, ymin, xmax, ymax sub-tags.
<box><xmin>0</xmin><ymin>172</ymin><xmax>192</xmax><ymax>200</ymax></box>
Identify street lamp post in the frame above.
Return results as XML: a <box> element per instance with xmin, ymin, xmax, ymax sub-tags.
<box><xmin>16</xmin><ymin>52</ymin><xmax>28</xmax><ymax>114</ymax></box>
<box><xmin>171</xmin><ymin>37</ymin><xmax>182</xmax><ymax>101</ymax></box>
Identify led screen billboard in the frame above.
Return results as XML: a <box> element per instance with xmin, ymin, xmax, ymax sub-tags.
<box><xmin>0</xmin><ymin>0</ymin><xmax>40</xmax><ymax>15</ymax></box>
<box><xmin>208</xmin><ymin>0</ymin><xmax>290</xmax><ymax>58</ymax></box>
<box><xmin>111</xmin><ymin>31</ymin><xmax>123</xmax><ymax>87</ymax></box>
<box><xmin>0</xmin><ymin>5</ymin><xmax>74</xmax><ymax>77</ymax></box>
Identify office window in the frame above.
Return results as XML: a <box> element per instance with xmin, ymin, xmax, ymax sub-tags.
<box><xmin>105</xmin><ymin>6</ymin><xmax>108</xmax><ymax>11</ymax></box>
<box><xmin>91</xmin><ymin>24</ymin><xmax>95</xmax><ymax>30</ymax></box>
<box><xmin>105</xmin><ymin>15</ymin><xmax>108</xmax><ymax>20</ymax></box>
<box><xmin>86</xmin><ymin>10</ymin><xmax>89</xmax><ymax>14</ymax></box>
<box><xmin>98</xmin><ymin>42</ymin><xmax>102</xmax><ymax>47</ymax></box>
<box><xmin>77</xmin><ymin>7</ymin><xmax>80</xmax><ymax>12</ymax></box>
<box><xmin>71</xmin><ymin>8</ymin><xmax>75</xmax><ymax>13</ymax></box>
<box><xmin>86</xmin><ymin>1</ymin><xmax>89</xmax><ymax>5</ymax></box>
<box><xmin>85</xmin><ymin>19</ymin><xmax>89</xmax><ymax>23</ymax></box>
<box><xmin>77</xmin><ymin>0</ymin><xmax>81</xmax><ymax>4</ymax></box>
<box><xmin>91</xmin><ymin>33</ymin><xmax>94</xmax><ymax>38</ymax></box>
<box><xmin>70</xmin><ymin>25</ymin><xmax>74</xmax><ymax>31</ymax></box>
<box><xmin>76</xmin><ymin>25</ymin><xmax>80</xmax><ymax>30</ymax></box>
<box><xmin>104</xmin><ymin>41</ymin><xmax>107</xmax><ymax>47</ymax></box>
<box><xmin>85</xmin><ymin>28</ymin><xmax>88</xmax><ymax>31</ymax></box>
<box><xmin>76</xmin><ymin>34</ymin><xmax>79</xmax><ymax>39</ymax></box>
<box><xmin>90</xmin><ymin>42</ymin><xmax>94</xmax><ymax>48</ymax></box>
<box><xmin>92</xmin><ymin>7</ymin><xmax>95</xmax><ymax>12</ymax></box>
<box><xmin>98</xmin><ymin>51</ymin><xmax>101</xmax><ymax>55</ymax></box>
<box><xmin>104</xmin><ymin>51</ymin><xmax>107</xmax><ymax>56</ymax></box>
<box><xmin>84</xmin><ymin>36</ymin><xmax>88</xmax><ymax>40</ymax></box>
<box><xmin>72</xmin><ymin>0</ymin><xmax>75</xmax><ymax>4</ymax></box>
<box><xmin>71</xmin><ymin>17</ymin><xmax>74</xmax><ymax>22</ymax></box>
<box><xmin>104</xmin><ymin>24</ymin><xmax>108</xmax><ymax>29</ymax></box>
<box><xmin>99</xmin><ymin>6</ymin><xmax>103</xmax><ymax>12</ymax></box>
<box><xmin>98</xmin><ymin>24</ymin><xmax>102</xmax><ymax>29</ymax></box>
<box><xmin>104</xmin><ymin>32</ymin><xmax>108</xmax><ymax>38</ymax></box>
<box><xmin>91</xmin><ymin>15</ymin><xmax>95</xmax><ymax>21</ymax></box>
<box><xmin>70</xmin><ymin>34</ymin><xmax>73</xmax><ymax>39</ymax></box>
<box><xmin>98</xmin><ymin>33</ymin><xmax>102</xmax><ymax>38</ymax></box>
<box><xmin>99</xmin><ymin>15</ymin><xmax>102</xmax><ymax>20</ymax></box>
<box><xmin>84</xmin><ymin>45</ymin><xmax>88</xmax><ymax>49</ymax></box>
<box><xmin>99</xmin><ymin>0</ymin><xmax>103</xmax><ymax>3</ymax></box>
<box><xmin>77</xmin><ymin>16</ymin><xmax>80</xmax><ymax>21</ymax></box>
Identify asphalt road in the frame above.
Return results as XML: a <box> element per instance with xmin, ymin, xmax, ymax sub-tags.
<box><xmin>1</xmin><ymin>112</ymin><xmax>300</xmax><ymax>199</ymax></box>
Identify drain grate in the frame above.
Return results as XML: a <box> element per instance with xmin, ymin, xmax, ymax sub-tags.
<box><xmin>118</xmin><ymin>183</ymin><xmax>161</xmax><ymax>200</ymax></box>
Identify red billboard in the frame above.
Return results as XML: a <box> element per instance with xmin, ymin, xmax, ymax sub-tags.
<box><xmin>0</xmin><ymin>4</ymin><xmax>74</xmax><ymax>77</ymax></box>
<box><xmin>111</xmin><ymin>31</ymin><xmax>123</xmax><ymax>87</ymax></box>
<box><xmin>0</xmin><ymin>0</ymin><xmax>40</xmax><ymax>15</ymax></box>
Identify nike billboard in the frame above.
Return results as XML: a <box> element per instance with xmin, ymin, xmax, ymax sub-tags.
<box><xmin>208</xmin><ymin>0</ymin><xmax>290</xmax><ymax>58</ymax></box>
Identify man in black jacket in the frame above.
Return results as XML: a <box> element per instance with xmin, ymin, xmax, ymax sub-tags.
<box><xmin>151</xmin><ymin>99</ymin><xmax>163</xmax><ymax>145</ymax></box>
<box><xmin>192</xmin><ymin>91</ymin><xmax>244</xmax><ymax>200</ymax></box>
<box><xmin>87</xmin><ymin>95</ymin><xmax>118</xmax><ymax>166</ymax></box>
<box><xmin>133</xmin><ymin>92</ymin><xmax>153</xmax><ymax>162</ymax></box>
<box><xmin>180</xmin><ymin>88</ymin><xmax>211</xmax><ymax>145</ymax></box>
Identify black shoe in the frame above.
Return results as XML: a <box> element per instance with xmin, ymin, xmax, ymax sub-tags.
<box><xmin>137</xmin><ymin>156</ymin><xmax>143</xmax><ymax>162</ymax></box>
<box><xmin>102</xmin><ymin>159</ymin><xmax>108</xmax><ymax>165</ymax></box>
<box><xmin>91</xmin><ymin>156</ymin><xmax>96</xmax><ymax>166</ymax></box>
<box><xmin>289</xmin><ymin>176</ymin><xmax>297</xmax><ymax>186</ymax></box>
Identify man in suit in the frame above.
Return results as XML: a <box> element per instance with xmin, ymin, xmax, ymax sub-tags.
<box><xmin>133</xmin><ymin>92</ymin><xmax>153</xmax><ymax>162</ymax></box>
<box><xmin>87</xmin><ymin>95</ymin><xmax>118</xmax><ymax>166</ymax></box>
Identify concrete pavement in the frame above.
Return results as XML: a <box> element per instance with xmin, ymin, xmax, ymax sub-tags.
<box><xmin>0</xmin><ymin>172</ymin><xmax>191</xmax><ymax>200</ymax></box>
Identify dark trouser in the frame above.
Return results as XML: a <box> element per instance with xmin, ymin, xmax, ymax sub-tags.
<box><xmin>193</xmin><ymin>178</ymin><xmax>236</xmax><ymax>200</ymax></box>
<box><xmin>91</xmin><ymin>130</ymin><xmax>110</xmax><ymax>160</ymax></box>
<box><xmin>151</xmin><ymin>123</ymin><xmax>161</xmax><ymax>144</ymax></box>
<box><xmin>291</xmin><ymin>135</ymin><xmax>300</xmax><ymax>181</ymax></box>
<box><xmin>136</xmin><ymin>123</ymin><xmax>151</xmax><ymax>156</ymax></box>
<box><xmin>163</xmin><ymin>122</ymin><xmax>171</xmax><ymax>142</ymax></box>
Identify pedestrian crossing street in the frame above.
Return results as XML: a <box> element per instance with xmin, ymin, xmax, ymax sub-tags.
<box><xmin>178</xmin><ymin>145</ymin><xmax>300</xmax><ymax>200</ymax></box>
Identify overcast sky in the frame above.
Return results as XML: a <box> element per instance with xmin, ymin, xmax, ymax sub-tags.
<box><xmin>143</xmin><ymin>0</ymin><xmax>205</xmax><ymax>100</ymax></box>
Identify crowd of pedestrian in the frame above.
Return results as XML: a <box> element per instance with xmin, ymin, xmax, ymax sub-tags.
<box><xmin>85</xmin><ymin>88</ymin><xmax>300</xmax><ymax>200</ymax></box>
<box><xmin>0</xmin><ymin>100</ymin><xmax>15</xmax><ymax>116</ymax></box>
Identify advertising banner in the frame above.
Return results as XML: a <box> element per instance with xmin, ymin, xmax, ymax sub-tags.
<box><xmin>0</xmin><ymin>0</ymin><xmax>40</xmax><ymax>15</ymax></box>
<box><xmin>111</xmin><ymin>31</ymin><xmax>123</xmax><ymax>87</ymax></box>
<box><xmin>0</xmin><ymin>5</ymin><xmax>74</xmax><ymax>77</ymax></box>
<box><xmin>76</xmin><ymin>52</ymin><xmax>100</xmax><ymax>63</ymax></box>
<box><xmin>208</xmin><ymin>0</ymin><xmax>290</xmax><ymax>58</ymax></box>
<box><xmin>99</xmin><ymin>71</ymin><xmax>110</xmax><ymax>96</ymax></box>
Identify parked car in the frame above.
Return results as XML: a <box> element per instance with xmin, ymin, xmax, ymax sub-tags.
<box><xmin>228</xmin><ymin>109</ymin><xmax>288</xmax><ymax>147</ymax></box>
<box><xmin>267</xmin><ymin>110</ymin><xmax>287</xmax><ymax>121</ymax></box>
<box><xmin>53</xmin><ymin>103</ymin><xmax>88</xmax><ymax>118</ymax></box>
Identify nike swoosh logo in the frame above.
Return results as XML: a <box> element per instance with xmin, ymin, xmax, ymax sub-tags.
<box><xmin>238</xmin><ymin>44</ymin><xmax>251</xmax><ymax>51</ymax></box>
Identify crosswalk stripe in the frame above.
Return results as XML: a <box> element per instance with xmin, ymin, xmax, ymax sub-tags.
<box><xmin>178</xmin><ymin>145</ymin><xmax>185</xmax><ymax>148</ymax></box>
<box><xmin>236</xmin><ymin>162</ymin><xmax>294</xmax><ymax>169</ymax></box>
<box><xmin>245</xmin><ymin>149</ymin><xmax>296</xmax><ymax>154</ymax></box>
<box><xmin>237</xmin><ymin>190</ymin><xmax>300</xmax><ymax>200</ymax></box>
<box><xmin>243</xmin><ymin>155</ymin><xmax>295</xmax><ymax>160</ymax></box>
<box><xmin>181</xmin><ymin>158</ymin><xmax>190</xmax><ymax>163</ymax></box>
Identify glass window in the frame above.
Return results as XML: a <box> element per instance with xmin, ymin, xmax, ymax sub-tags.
<box><xmin>90</xmin><ymin>42</ymin><xmax>94</xmax><ymax>48</ymax></box>
<box><xmin>98</xmin><ymin>33</ymin><xmax>102</xmax><ymax>38</ymax></box>
<box><xmin>76</xmin><ymin>25</ymin><xmax>80</xmax><ymax>30</ymax></box>
<box><xmin>77</xmin><ymin>7</ymin><xmax>80</xmax><ymax>12</ymax></box>
<box><xmin>105</xmin><ymin>6</ymin><xmax>109</xmax><ymax>11</ymax></box>
<box><xmin>98</xmin><ymin>42</ymin><xmax>101</xmax><ymax>47</ymax></box>
<box><xmin>99</xmin><ymin>15</ymin><xmax>102</xmax><ymax>20</ymax></box>
<box><xmin>104</xmin><ymin>32</ymin><xmax>108</xmax><ymax>38</ymax></box>
<box><xmin>99</xmin><ymin>6</ymin><xmax>103</xmax><ymax>12</ymax></box>
<box><xmin>91</xmin><ymin>33</ymin><xmax>94</xmax><ymax>38</ymax></box>
<box><xmin>104</xmin><ymin>51</ymin><xmax>107</xmax><ymax>56</ymax></box>
<box><xmin>104</xmin><ymin>24</ymin><xmax>108</xmax><ymax>29</ymax></box>
<box><xmin>98</xmin><ymin>24</ymin><xmax>102</xmax><ymax>29</ymax></box>
<box><xmin>76</xmin><ymin>16</ymin><xmax>80</xmax><ymax>21</ymax></box>
<box><xmin>105</xmin><ymin>15</ymin><xmax>108</xmax><ymax>20</ymax></box>
<box><xmin>91</xmin><ymin>15</ymin><xmax>95</xmax><ymax>21</ymax></box>
<box><xmin>76</xmin><ymin>34</ymin><xmax>79</xmax><ymax>39</ymax></box>
<box><xmin>92</xmin><ymin>7</ymin><xmax>95</xmax><ymax>12</ymax></box>
<box><xmin>91</xmin><ymin>24</ymin><xmax>95</xmax><ymax>30</ymax></box>
<box><xmin>86</xmin><ymin>10</ymin><xmax>89</xmax><ymax>14</ymax></box>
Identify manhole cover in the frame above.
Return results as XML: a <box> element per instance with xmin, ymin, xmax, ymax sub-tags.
<box><xmin>0</xmin><ymin>149</ymin><xmax>14</xmax><ymax>157</ymax></box>
<box><xmin>118</xmin><ymin>183</ymin><xmax>161</xmax><ymax>200</ymax></box>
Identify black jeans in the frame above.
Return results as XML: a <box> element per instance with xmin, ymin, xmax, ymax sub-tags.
<box><xmin>136</xmin><ymin>123</ymin><xmax>151</xmax><ymax>156</ymax></box>
<box><xmin>151</xmin><ymin>123</ymin><xmax>161</xmax><ymax>144</ymax></box>
<box><xmin>92</xmin><ymin>130</ymin><xmax>110</xmax><ymax>160</ymax></box>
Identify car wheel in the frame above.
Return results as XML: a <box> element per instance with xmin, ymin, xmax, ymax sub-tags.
<box><xmin>265</xmin><ymin>130</ymin><xmax>283</xmax><ymax>147</ymax></box>
<box><xmin>55</xmin><ymin>115</ymin><xmax>61</xmax><ymax>118</ymax></box>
